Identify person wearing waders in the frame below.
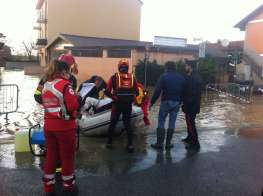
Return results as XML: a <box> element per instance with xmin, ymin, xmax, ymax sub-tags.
<box><xmin>182</xmin><ymin>60</ymin><xmax>202</xmax><ymax>150</ymax></box>
<box><xmin>105</xmin><ymin>59</ymin><xmax>139</xmax><ymax>153</ymax></box>
<box><xmin>42</xmin><ymin>60</ymin><xmax>79</xmax><ymax>196</ymax></box>
<box><xmin>150</xmin><ymin>61</ymin><xmax>185</xmax><ymax>150</ymax></box>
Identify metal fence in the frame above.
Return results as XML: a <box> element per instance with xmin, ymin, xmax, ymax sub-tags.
<box><xmin>206</xmin><ymin>83</ymin><xmax>253</xmax><ymax>103</ymax></box>
<box><xmin>0</xmin><ymin>84</ymin><xmax>19</xmax><ymax>115</ymax></box>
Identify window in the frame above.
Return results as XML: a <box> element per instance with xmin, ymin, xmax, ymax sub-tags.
<box><xmin>72</xmin><ymin>48</ymin><xmax>103</xmax><ymax>57</ymax></box>
<box><xmin>107</xmin><ymin>48</ymin><xmax>131</xmax><ymax>58</ymax></box>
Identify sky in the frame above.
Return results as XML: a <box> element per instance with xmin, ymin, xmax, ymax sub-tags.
<box><xmin>0</xmin><ymin>0</ymin><xmax>262</xmax><ymax>54</ymax></box>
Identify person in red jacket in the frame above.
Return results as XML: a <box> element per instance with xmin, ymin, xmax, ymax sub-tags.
<box><xmin>58</xmin><ymin>53</ymin><xmax>79</xmax><ymax>91</ymax></box>
<box><xmin>105</xmin><ymin>59</ymin><xmax>139</xmax><ymax>153</ymax></box>
<box><xmin>135</xmin><ymin>82</ymin><xmax>150</xmax><ymax>126</ymax></box>
<box><xmin>42</xmin><ymin>60</ymin><xmax>79</xmax><ymax>196</ymax></box>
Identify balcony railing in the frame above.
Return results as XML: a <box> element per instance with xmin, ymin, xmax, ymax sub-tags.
<box><xmin>37</xmin><ymin>16</ymin><xmax>47</xmax><ymax>23</ymax></box>
<box><xmin>36</xmin><ymin>39</ymin><xmax>47</xmax><ymax>46</ymax></box>
<box><xmin>33</xmin><ymin>26</ymin><xmax>41</xmax><ymax>30</ymax></box>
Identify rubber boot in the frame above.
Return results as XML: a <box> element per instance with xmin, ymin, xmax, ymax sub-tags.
<box><xmin>185</xmin><ymin>140</ymin><xmax>200</xmax><ymax>150</ymax></box>
<box><xmin>181</xmin><ymin>135</ymin><xmax>191</xmax><ymax>144</ymax></box>
<box><xmin>151</xmin><ymin>128</ymin><xmax>165</xmax><ymax>149</ymax></box>
<box><xmin>165</xmin><ymin>129</ymin><xmax>174</xmax><ymax>150</ymax></box>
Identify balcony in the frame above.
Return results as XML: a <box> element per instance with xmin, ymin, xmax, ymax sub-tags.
<box><xmin>36</xmin><ymin>39</ymin><xmax>47</xmax><ymax>46</ymax></box>
<box><xmin>37</xmin><ymin>16</ymin><xmax>47</xmax><ymax>23</ymax></box>
<box><xmin>33</xmin><ymin>26</ymin><xmax>41</xmax><ymax>30</ymax></box>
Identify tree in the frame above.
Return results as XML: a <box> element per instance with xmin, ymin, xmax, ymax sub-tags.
<box><xmin>175</xmin><ymin>60</ymin><xmax>185</xmax><ymax>74</ymax></box>
<box><xmin>198</xmin><ymin>56</ymin><xmax>217</xmax><ymax>85</ymax></box>
<box><xmin>135</xmin><ymin>60</ymin><xmax>165</xmax><ymax>86</ymax></box>
<box><xmin>22</xmin><ymin>41</ymin><xmax>35</xmax><ymax>60</ymax></box>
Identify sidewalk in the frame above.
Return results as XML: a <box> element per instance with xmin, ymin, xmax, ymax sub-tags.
<box><xmin>0</xmin><ymin>127</ymin><xmax>263</xmax><ymax>196</ymax></box>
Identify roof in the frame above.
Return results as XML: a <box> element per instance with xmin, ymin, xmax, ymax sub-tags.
<box><xmin>49</xmin><ymin>33</ymin><xmax>151</xmax><ymax>48</ymax></box>
<box><xmin>235</xmin><ymin>4</ymin><xmax>263</xmax><ymax>30</ymax></box>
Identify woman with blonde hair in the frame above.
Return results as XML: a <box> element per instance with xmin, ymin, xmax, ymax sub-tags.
<box><xmin>41</xmin><ymin>60</ymin><xmax>79</xmax><ymax>196</ymax></box>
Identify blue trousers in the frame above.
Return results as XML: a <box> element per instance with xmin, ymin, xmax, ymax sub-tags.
<box><xmin>158</xmin><ymin>101</ymin><xmax>180</xmax><ymax>130</ymax></box>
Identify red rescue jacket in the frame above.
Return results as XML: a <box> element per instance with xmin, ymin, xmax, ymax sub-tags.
<box><xmin>106</xmin><ymin>72</ymin><xmax>139</xmax><ymax>103</ymax></box>
<box><xmin>42</xmin><ymin>76</ymin><xmax>79</xmax><ymax>131</ymax></box>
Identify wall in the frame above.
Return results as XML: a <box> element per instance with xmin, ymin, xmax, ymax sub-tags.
<box><xmin>24</xmin><ymin>64</ymin><xmax>44</xmax><ymax>75</ymax></box>
<box><xmin>244</xmin><ymin>11</ymin><xmax>263</xmax><ymax>55</ymax></box>
<box><xmin>133</xmin><ymin>50</ymin><xmax>195</xmax><ymax>65</ymax></box>
<box><xmin>5</xmin><ymin>61</ymin><xmax>40</xmax><ymax>71</ymax></box>
<box><xmin>47</xmin><ymin>0</ymin><xmax>141</xmax><ymax>43</ymax></box>
<box><xmin>71</xmin><ymin>49</ymin><xmax>195</xmax><ymax>83</ymax></box>
<box><xmin>75</xmin><ymin>52</ymin><xmax>132</xmax><ymax>83</ymax></box>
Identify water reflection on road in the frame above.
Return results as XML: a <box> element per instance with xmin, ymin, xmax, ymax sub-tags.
<box><xmin>0</xmin><ymin>70</ymin><xmax>263</xmax><ymax>176</ymax></box>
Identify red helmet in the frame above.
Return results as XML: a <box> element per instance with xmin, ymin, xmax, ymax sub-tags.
<box><xmin>58</xmin><ymin>53</ymin><xmax>75</xmax><ymax>66</ymax></box>
<box><xmin>118</xmin><ymin>59</ymin><xmax>129</xmax><ymax>72</ymax></box>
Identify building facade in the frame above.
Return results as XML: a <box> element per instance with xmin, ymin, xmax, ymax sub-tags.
<box><xmin>235</xmin><ymin>4</ymin><xmax>263</xmax><ymax>84</ymax></box>
<box><xmin>35</xmin><ymin>0</ymin><xmax>142</xmax><ymax>66</ymax></box>
<box><xmin>47</xmin><ymin>34</ymin><xmax>197</xmax><ymax>83</ymax></box>
<box><xmin>235</xmin><ymin>4</ymin><xmax>263</xmax><ymax>59</ymax></box>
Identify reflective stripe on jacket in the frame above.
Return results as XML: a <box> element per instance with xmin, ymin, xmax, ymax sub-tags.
<box><xmin>42</xmin><ymin>79</ymin><xmax>70</xmax><ymax>120</ymax></box>
<box><xmin>115</xmin><ymin>72</ymin><xmax>135</xmax><ymax>96</ymax></box>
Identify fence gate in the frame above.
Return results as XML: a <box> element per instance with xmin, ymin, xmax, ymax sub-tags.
<box><xmin>0</xmin><ymin>84</ymin><xmax>19</xmax><ymax>123</ymax></box>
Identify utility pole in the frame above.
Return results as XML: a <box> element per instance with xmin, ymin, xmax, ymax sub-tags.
<box><xmin>144</xmin><ymin>44</ymin><xmax>150</xmax><ymax>88</ymax></box>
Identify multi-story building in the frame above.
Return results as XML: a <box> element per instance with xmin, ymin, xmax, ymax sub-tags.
<box><xmin>235</xmin><ymin>3</ymin><xmax>263</xmax><ymax>58</ymax></box>
<box><xmin>235</xmin><ymin>4</ymin><xmax>263</xmax><ymax>84</ymax></box>
<box><xmin>34</xmin><ymin>0</ymin><xmax>143</xmax><ymax>66</ymax></box>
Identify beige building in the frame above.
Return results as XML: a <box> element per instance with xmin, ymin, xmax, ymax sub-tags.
<box><xmin>35</xmin><ymin>0</ymin><xmax>142</xmax><ymax>66</ymax></box>
<box><xmin>47</xmin><ymin>34</ymin><xmax>197</xmax><ymax>83</ymax></box>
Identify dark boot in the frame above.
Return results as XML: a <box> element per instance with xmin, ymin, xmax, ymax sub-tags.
<box><xmin>165</xmin><ymin>129</ymin><xmax>174</xmax><ymax>149</ymax></box>
<box><xmin>181</xmin><ymin>136</ymin><xmax>191</xmax><ymax>144</ymax></box>
<box><xmin>185</xmin><ymin>140</ymin><xmax>200</xmax><ymax>150</ymax></box>
<box><xmin>151</xmin><ymin>128</ymin><xmax>165</xmax><ymax>149</ymax></box>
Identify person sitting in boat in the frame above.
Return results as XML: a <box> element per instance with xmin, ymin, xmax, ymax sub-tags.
<box><xmin>135</xmin><ymin>82</ymin><xmax>150</xmax><ymax>126</ymax></box>
<box><xmin>78</xmin><ymin>76</ymin><xmax>112</xmax><ymax>114</ymax></box>
<box><xmin>78</xmin><ymin>75</ymin><xmax>107</xmax><ymax>106</ymax></box>
<box><xmin>81</xmin><ymin>97</ymin><xmax>112</xmax><ymax>115</ymax></box>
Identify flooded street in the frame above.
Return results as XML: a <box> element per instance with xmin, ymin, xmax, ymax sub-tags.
<box><xmin>0</xmin><ymin>70</ymin><xmax>263</xmax><ymax>175</ymax></box>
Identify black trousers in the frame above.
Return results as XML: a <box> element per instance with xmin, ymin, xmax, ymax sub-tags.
<box><xmin>185</xmin><ymin>113</ymin><xmax>198</xmax><ymax>143</ymax></box>
<box><xmin>108</xmin><ymin>102</ymin><xmax>133</xmax><ymax>145</ymax></box>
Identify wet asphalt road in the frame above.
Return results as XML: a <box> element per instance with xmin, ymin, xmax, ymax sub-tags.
<box><xmin>1</xmin><ymin>127</ymin><xmax>263</xmax><ymax>196</ymax></box>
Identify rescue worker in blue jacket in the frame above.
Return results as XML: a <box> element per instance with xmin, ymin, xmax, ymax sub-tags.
<box><xmin>182</xmin><ymin>60</ymin><xmax>202</xmax><ymax>150</ymax></box>
<box><xmin>150</xmin><ymin>61</ymin><xmax>185</xmax><ymax>150</ymax></box>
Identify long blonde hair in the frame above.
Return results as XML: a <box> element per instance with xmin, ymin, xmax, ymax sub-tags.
<box><xmin>44</xmin><ymin>60</ymin><xmax>69</xmax><ymax>80</ymax></box>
